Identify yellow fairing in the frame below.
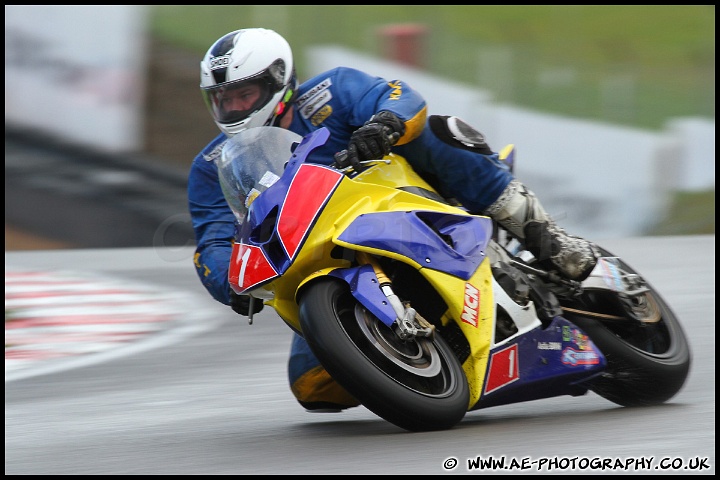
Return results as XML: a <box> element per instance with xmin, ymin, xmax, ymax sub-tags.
<box><xmin>270</xmin><ymin>155</ymin><xmax>462</xmax><ymax>330</ymax></box>
<box><xmin>353</xmin><ymin>153</ymin><xmax>447</xmax><ymax>194</ymax></box>
<box><xmin>267</xmin><ymin>154</ymin><xmax>494</xmax><ymax>407</ymax></box>
<box><xmin>421</xmin><ymin>261</ymin><xmax>494</xmax><ymax>408</ymax></box>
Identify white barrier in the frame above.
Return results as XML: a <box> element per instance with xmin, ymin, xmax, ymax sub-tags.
<box><xmin>306</xmin><ymin>46</ymin><xmax>715</xmax><ymax>239</ymax></box>
<box><xmin>4</xmin><ymin>6</ymin><xmax>149</xmax><ymax>154</ymax></box>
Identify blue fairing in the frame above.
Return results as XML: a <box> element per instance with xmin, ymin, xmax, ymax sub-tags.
<box><xmin>284</xmin><ymin>127</ymin><xmax>331</xmax><ymax>176</ymax></box>
<box><xmin>238</xmin><ymin>128</ymin><xmax>332</xmax><ymax>274</ymax></box>
<box><xmin>473</xmin><ymin>316</ymin><xmax>607</xmax><ymax>409</ymax></box>
<box><xmin>337</xmin><ymin>210</ymin><xmax>493</xmax><ymax>280</ymax></box>
<box><xmin>242</xmin><ymin>129</ymin><xmax>330</xmax><ymax>236</ymax></box>
<box><xmin>329</xmin><ymin>265</ymin><xmax>398</xmax><ymax>327</ymax></box>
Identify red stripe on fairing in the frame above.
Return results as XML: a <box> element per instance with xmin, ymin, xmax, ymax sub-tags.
<box><xmin>278</xmin><ymin>164</ymin><xmax>343</xmax><ymax>260</ymax></box>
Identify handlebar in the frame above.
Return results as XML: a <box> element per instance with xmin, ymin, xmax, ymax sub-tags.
<box><xmin>332</xmin><ymin>149</ymin><xmax>391</xmax><ymax>173</ymax></box>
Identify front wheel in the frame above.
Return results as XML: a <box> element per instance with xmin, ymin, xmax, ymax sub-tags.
<box><xmin>298</xmin><ymin>278</ymin><xmax>469</xmax><ymax>432</ymax></box>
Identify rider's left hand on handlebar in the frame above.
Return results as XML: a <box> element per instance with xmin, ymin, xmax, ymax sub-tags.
<box><xmin>349</xmin><ymin>122</ymin><xmax>394</xmax><ymax>162</ymax></box>
<box><xmin>334</xmin><ymin>148</ymin><xmax>363</xmax><ymax>171</ymax></box>
<box><xmin>337</xmin><ymin>111</ymin><xmax>406</xmax><ymax>171</ymax></box>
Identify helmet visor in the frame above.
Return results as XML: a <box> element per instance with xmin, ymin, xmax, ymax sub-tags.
<box><xmin>202</xmin><ymin>76</ymin><xmax>275</xmax><ymax>125</ymax></box>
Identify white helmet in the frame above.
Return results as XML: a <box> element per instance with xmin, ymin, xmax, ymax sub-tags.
<box><xmin>200</xmin><ymin>28</ymin><xmax>297</xmax><ymax>136</ymax></box>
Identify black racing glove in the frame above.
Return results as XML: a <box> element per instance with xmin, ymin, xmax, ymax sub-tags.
<box><xmin>230</xmin><ymin>291</ymin><xmax>264</xmax><ymax>317</ymax></box>
<box><xmin>335</xmin><ymin>111</ymin><xmax>406</xmax><ymax>171</ymax></box>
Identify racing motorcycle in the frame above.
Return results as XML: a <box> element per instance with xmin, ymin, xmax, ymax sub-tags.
<box><xmin>218</xmin><ymin>126</ymin><xmax>691</xmax><ymax>432</ymax></box>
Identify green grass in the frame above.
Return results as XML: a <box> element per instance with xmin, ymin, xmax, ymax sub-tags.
<box><xmin>150</xmin><ymin>5</ymin><xmax>714</xmax><ymax>130</ymax></box>
<box><xmin>149</xmin><ymin>5</ymin><xmax>714</xmax><ymax>235</ymax></box>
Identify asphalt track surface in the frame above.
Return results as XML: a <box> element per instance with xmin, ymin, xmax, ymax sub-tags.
<box><xmin>4</xmin><ymin>236</ymin><xmax>715</xmax><ymax>475</ymax></box>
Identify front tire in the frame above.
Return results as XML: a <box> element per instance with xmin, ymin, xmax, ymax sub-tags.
<box><xmin>299</xmin><ymin>278</ymin><xmax>469</xmax><ymax>432</ymax></box>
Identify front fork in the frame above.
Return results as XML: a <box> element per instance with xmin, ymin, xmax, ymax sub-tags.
<box><xmin>356</xmin><ymin>252</ymin><xmax>435</xmax><ymax>341</ymax></box>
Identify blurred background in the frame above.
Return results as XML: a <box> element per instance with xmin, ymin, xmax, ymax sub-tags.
<box><xmin>5</xmin><ymin>5</ymin><xmax>715</xmax><ymax>251</ymax></box>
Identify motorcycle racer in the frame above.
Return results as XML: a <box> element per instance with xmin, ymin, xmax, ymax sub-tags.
<box><xmin>188</xmin><ymin>28</ymin><xmax>599</xmax><ymax>412</ymax></box>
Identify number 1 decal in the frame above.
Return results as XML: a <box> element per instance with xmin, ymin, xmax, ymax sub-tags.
<box><xmin>238</xmin><ymin>247</ymin><xmax>251</xmax><ymax>289</ymax></box>
<box><xmin>484</xmin><ymin>343</ymin><xmax>520</xmax><ymax>394</ymax></box>
<box><xmin>507</xmin><ymin>347</ymin><xmax>515</xmax><ymax>377</ymax></box>
<box><xmin>229</xmin><ymin>244</ymin><xmax>279</xmax><ymax>293</ymax></box>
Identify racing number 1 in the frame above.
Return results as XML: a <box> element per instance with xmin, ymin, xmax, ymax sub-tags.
<box><xmin>238</xmin><ymin>247</ymin><xmax>251</xmax><ymax>289</ymax></box>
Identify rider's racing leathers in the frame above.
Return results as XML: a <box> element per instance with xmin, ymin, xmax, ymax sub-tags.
<box><xmin>188</xmin><ymin>66</ymin><xmax>513</xmax><ymax>410</ymax></box>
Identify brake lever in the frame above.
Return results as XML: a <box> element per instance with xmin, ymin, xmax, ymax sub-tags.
<box><xmin>332</xmin><ymin>150</ymin><xmax>389</xmax><ymax>173</ymax></box>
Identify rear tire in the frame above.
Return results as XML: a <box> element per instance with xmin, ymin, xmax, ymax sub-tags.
<box><xmin>562</xmin><ymin>248</ymin><xmax>691</xmax><ymax>406</ymax></box>
<box><xmin>299</xmin><ymin>278</ymin><xmax>469</xmax><ymax>432</ymax></box>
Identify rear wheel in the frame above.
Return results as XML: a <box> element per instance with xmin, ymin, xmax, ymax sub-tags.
<box><xmin>299</xmin><ymin>278</ymin><xmax>469</xmax><ymax>432</ymax></box>
<box><xmin>560</xmin><ymin>248</ymin><xmax>691</xmax><ymax>406</ymax></box>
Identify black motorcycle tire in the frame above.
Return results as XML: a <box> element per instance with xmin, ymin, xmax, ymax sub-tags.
<box><xmin>298</xmin><ymin>278</ymin><xmax>469</xmax><ymax>432</ymax></box>
<box><xmin>562</xmin><ymin>247</ymin><xmax>691</xmax><ymax>407</ymax></box>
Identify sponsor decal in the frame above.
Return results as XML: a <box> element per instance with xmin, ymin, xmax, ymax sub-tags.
<box><xmin>388</xmin><ymin>80</ymin><xmax>402</xmax><ymax>100</ymax></box>
<box><xmin>311</xmin><ymin>105</ymin><xmax>332</xmax><ymax>126</ymax></box>
<box><xmin>209</xmin><ymin>55</ymin><xmax>231</xmax><ymax>70</ymax></box>
<box><xmin>599</xmin><ymin>258</ymin><xmax>624</xmax><ymax>292</ymax></box>
<box><xmin>258</xmin><ymin>171</ymin><xmax>280</xmax><ymax>188</ymax></box>
<box><xmin>537</xmin><ymin>341</ymin><xmax>562</xmax><ymax>350</ymax></box>
<box><xmin>484</xmin><ymin>344</ymin><xmax>520</xmax><ymax>394</ymax></box>
<box><xmin>561</xmin><ymin>347</ymin><xmax>601</xmax><ymax>366</ymax></box>
<box><xmin>202</xmin><ymin>139</ymin><xmax>227</xmax><ymax>163</ymax></box>
<box><xmin>562</xmin><ymin>325</ymin><xmax>571</xmax><ymax>341</ymax></box>
<box><xmin>245</xmin><ymin>171</ymin><xmax>280</xmax><ymax>208</ymax></box>
<box><xmin>300</xmin><ymin>89</ymin><xmax>332</xmax><ymax>120</ymax></box>
<box><xmin>460</xmin><ymin>282</ymin><xmax>480</xmax><ymax>327</ymax></box>
<box><xmin>297</xmin><ymin>78</ymin><xmax>332</xmax><ymax>106</ymax></box>
<box><xmin>244</xmin><ymin>188</ymin><xmax>260</xmax><ymax>208</ymax></box>
<box><xmin>562</xmin><ymin>326</ymin><xmax>591</xmax><ymax>350</ymax></box>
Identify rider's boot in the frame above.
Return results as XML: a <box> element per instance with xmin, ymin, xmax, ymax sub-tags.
<box><xmin>484</xmin><ymin>180</ymin><xmax>599</xmax><ymax>281</ymax></box>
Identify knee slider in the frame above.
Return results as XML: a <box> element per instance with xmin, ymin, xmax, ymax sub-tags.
<box><xmin>428</xmin><ymin>115</ymin><xmax>494</xmax><ymax>155</ymax></box>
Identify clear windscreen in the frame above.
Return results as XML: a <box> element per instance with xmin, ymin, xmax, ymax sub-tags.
<box><xmin>217</xmin><ymin>126</ymin><xmax>302</xmax><ymax>223</ymax></box>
